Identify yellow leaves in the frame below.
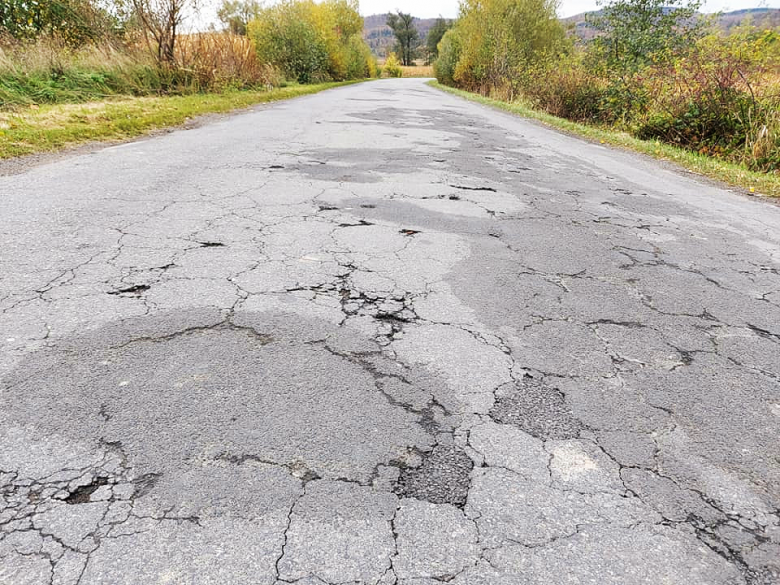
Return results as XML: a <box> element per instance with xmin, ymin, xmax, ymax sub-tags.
<box><xmin>249</xmin><ymin>0</ymin><xmax>371</xmax><ymax>82</ymax></box>
<box><xmin>383</xmin><ymin>53</ymin><xmax>403</xmax><ymax>78</ymax></box>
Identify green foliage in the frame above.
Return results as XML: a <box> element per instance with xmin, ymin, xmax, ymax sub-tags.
<box><xmin>0</xmin><ymin>0</ymin><xmax>117</xmax><ymax>45</ymax></box>
<box><xmin>249</xmin><ymin>1</ymin><xmax>328</xmax><ymax>84</ymax></box>
<box><xmin>441</xmin><ymin>0</ymin><xmax>570</xmax><ymax>96</ymax></box>
<box><xmin>0</xmin><ymin>33</ymin><xmax>279</xmax><ymax>107</ymax></box>
<box><xmin>587</xmin><ymin>0</ymin><xmax>704</xmax><ymax>73</ymax></box>
<box><xmin>433</xmin><ymin>28</ymin><xmax>461</xmax><ymax>86</ymax></box>
<box><xmin>386</xmin><ymin>12</ymin><xmax>419</xmax><ymax>66</ymax></box>
<box><xmin>382</xmin><ymin>52</ymin><xmax>402</xmax><ymax>77</ymax></box>
<box><xmin>345</xmin><ymin>33</ymin><xmax>378</xmax><ymax>79</ymax></box>
<box><xmin>248</xmin><ymin>0</ymin><xmax>373</xmax><ymax>83</ymax></box>
<box><xmin>435</xmin><ymin>0</ymin><xmax>780</xmax><ymax>174</ymax></box>
<box><xmin>217</xmin><ymin>0</ymin><xmax>261</xmax><ymax>36</ymax></box>
<box><xmin>425</xmin><ymin>17</ymin><xmax>452</xmax><ymax>63</ymax></box>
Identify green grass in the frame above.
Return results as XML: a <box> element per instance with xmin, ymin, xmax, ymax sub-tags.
<box><xmin>429</xmin><ymin>81</ymin><xmax>780</xmax><ymax>198</ymax></box>
<box><xmin>0</xmin><ymin>81</ymin><xmax>363</xmax><ymax>159</ymax></box>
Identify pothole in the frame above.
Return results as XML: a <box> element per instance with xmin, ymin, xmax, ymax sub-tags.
<box><xmin>490</xmin><ymin>375</ymin><xmax>584</xmax><ymax>440</ymax></box>
<box><xmin>393</xmin><ymin>444</ymin><xmax>473</xmax><ymax>508</ymax></box>
<box><xmin>64</xmin><ymin>476</ymin><xmax>110</xmax><ymax>504</ymax></box>
<box><xmin>450</xmin><ymin>185</ymin><xmax>497</xmax><ymax>192</ymax></box>
<box><xmin>108</xmin><ymin>284</ymin><xmax>150</xmax><ymax>296</ymax></box>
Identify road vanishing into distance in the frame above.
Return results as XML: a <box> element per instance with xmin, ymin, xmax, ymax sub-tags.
<box><xmin>1</xmin><ymin>78</ymin><xmax>779</xmax><ymax>584</ymax></box>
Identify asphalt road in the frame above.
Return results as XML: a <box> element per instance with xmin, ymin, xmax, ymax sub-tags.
<box><xmin>1</xmin><ymin>78</ymin><xmax>779</xmax><ymax>584</ymax></box>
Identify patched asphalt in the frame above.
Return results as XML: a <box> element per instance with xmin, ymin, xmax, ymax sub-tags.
<box><xmin>1</xmin><ymin>78</ymin><xmax>779</xmax><ymax>584</ymax></box>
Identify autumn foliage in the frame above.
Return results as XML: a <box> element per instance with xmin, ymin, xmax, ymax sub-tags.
<box><xmin>436</xmin><ymin>0</ymin><xmax>780</xmax><ymax>172</ymax></box>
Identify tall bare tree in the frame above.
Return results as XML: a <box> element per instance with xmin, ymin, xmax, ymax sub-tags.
<box><xmin>130</xmin><ymin>0</ymin><xmax>196</xmax><ymax>65</ymax></box>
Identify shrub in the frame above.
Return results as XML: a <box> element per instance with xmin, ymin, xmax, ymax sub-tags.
<box><xmin>247</xmin><ymin>0</ymin><xmax>374</xmax><ymax>83</ymax></box>
<box><xmin>0</xmin><ymin>33</ymin><xmax>280</xmax><ymax>108</ymax></box>
<box><xmin>433</xmin><ymin>28</ymin><xmax>461</xmax><ymax>86</ymax></box>
<box><xmin>248</xmin><ymin>1</ymin><xmax>329</xmax><ymax>83</ymax></box>
<box><xmin>631</xmin><ymin>29</ymin><xmax>780</xmax><ymax>171</ymax></box>
<box><xmin>344</xmin><ymin>33</ymin><xmax>378</xmax><ymax>79</ymax></box>
<box><xmin>450</xmin><ymin>0</ymin><xmax>570</xmax><ymax>96</ymax></box>
<box><xmin>518</xmin><ymin>58</ymin><xmax>609</xmax><ymax>123</ymax></box>
<box><xmin>382</xmin><ymin>53</ymin><xmax>402</xmax><ymax>78</ymax></box>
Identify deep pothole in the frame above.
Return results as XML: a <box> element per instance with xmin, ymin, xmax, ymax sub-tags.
<box><xmin>393</xmin><ymin>444</ymin><xmax>473</xmax><ymax>508</ymax></box>
<box><xmin>490</xmin><ymin>375</ymin><xmax>584</xmax><ymax>440</ymax></box>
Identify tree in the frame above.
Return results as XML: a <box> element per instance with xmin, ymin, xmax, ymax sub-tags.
<box><xmin>425</xmin><ymin>17</ymin><xmax>452</xmax><ymax>63</ymax></box>
<box><xmin>587</xmin><ymin>0</ymin><xmax>705</xmax><ymax>72</ymax></box>
<box><xmin>386</xmin><ymin>11</ymin><xmax>419</xmax><ymax>66</ymax></box>
<box><xmin>0</xmin><ymin>0</ymin><xmax>116</xmax><ymax>44</ymax></box>
<box><xmin>248</xmin><ymin>0</ymin><xmax>373</xmax><ymax>83</ymax></box>
<box><xmin>433</xmin><ymin>27</ymin><xmax>461</xmax><ymax>85</ymax></box>
<box><xmin>217</xmin><ymin>0</ymin><xmax>260</xmax><ymax>35</ymax></box>
<box><xmin>129</xmin><ymin>0</ymin><xmax>197</xmax><ymax>65</ymax></box>
<box><xmin>452</xmin><ymin>0</ymin><xmax>569</xmax><ymax>94</ymax></box>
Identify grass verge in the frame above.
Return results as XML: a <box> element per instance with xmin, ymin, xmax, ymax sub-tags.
<box><xmin>429</xmin><ymin>81</ymin><xmax>780</xmax><ymax>198</ymax></box>
<box><xmin>0</xmin><ymin>80</ymin><xmax>363</xmax><ymax>159</ymax></box>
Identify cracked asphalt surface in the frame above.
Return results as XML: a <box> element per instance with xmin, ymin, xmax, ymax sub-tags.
<box><xmin>1</xmin><ymin>78</ymin><xmax>779</xmax><ymax>584</ymax></box>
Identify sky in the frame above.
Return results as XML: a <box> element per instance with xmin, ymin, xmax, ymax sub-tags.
<box><xmin>194</xmin><ymin>0</ymin><xmax>780</xmax><ymax>30</ymax></box>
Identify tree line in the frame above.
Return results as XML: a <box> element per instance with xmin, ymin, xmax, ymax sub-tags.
<box><xmin>0</xmin><ymin>0</ymin><xmax>377</xmax><ymax>81</ymax></box>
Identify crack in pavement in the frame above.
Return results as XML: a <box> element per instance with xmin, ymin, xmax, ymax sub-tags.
<box><xmin>1</xmin><ymin>79</ymin><xmax>779</xmax><ymax>584</ymax></box>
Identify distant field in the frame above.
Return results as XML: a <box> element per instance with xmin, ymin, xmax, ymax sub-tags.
<box><xmin>399</xmin><ymin>65</ymin><xmax>434</xmax><ymax>78</ymax></box>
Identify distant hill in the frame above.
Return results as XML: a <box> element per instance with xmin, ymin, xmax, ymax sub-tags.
<box><xmin>363</xmin><ymin>14</ymin><xmax>440</xmax><ymax>57</ymax></box>
<box><xmin>562</xmin><ymin>7</ymin><xmax>780</xmax><ymax>41</ymax></box>
<box><xmin>718</xmin><ymin>8</ymin><xmax>780</xmax><ymax>31</ymax></box>
<box><xmin>362</xmin><ymin>8</ymin><xmax>780</xmax><ymax>57</ymax></box>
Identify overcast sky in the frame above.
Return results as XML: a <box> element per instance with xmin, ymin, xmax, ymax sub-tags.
<box><xmin>195</xmin><ymin>0</ymin><xmax>779</xmax><ymax>30</ymax></box>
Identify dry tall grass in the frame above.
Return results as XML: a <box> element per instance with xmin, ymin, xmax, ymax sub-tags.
<box><xmin>0</xmin><ymin>33</ymin><xmax>280</xmax><ymax>108</ymax></box>
<box><xmin>175</xmin><ymin>33</ymin><xmax>281</xmax><ymax>90</ymax></box>
<box><xmin>399</xmin><ymin>64</ymin><xmax>434</xmax><ymax>78</ymax></box>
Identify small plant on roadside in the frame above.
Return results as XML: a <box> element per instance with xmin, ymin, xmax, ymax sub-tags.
<box><xmin>382</xmin><ymin>52</ymin><xmax>402</xmax><ymax>78</ymax></box>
